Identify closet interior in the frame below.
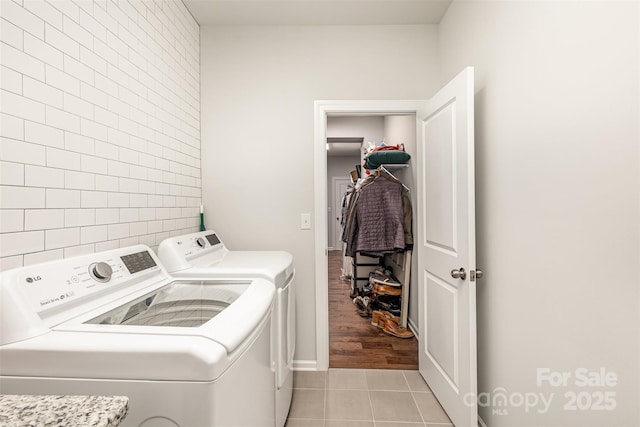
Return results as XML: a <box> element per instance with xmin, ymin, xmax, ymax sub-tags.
<box><xmin>326</xmin><ymin>114</ymin><xmax>418</xmax><ymax>369</ymax></box>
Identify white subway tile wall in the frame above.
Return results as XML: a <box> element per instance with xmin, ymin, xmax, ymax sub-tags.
<box><xmin>0</xmin><ymin>0</ymin><xmax>201</xmax><ymax>271</ymax></box>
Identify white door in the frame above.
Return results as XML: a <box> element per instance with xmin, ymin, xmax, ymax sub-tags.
<box><xmin>332</xmin><ymin>178</ymin><xmax>352</xmax><ymax>250</ymax></box>
<box><xmin>417</xmin><ymin>67</ymin><xmax>478</xmax><ymax>427</ymax></box>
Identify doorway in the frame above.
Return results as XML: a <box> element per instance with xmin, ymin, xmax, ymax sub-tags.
<box><xmin>315</xmin><ymin>68</ymin><xmax>478</xmax><ymax>427</ymax></box>
<box><xmin>324</xmin><ymin>112</ymin><xmax>419</xmax><ymax>369</ymax></box>
<box><xmin>314</xmin><ymin>101</ymin><xmax>427</xmax><ymax>371</ymax></box>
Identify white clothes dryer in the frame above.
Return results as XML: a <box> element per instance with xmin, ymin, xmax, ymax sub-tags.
<box><xmin>158</xmin><ymin>231</ymin><xmax>295</xmax><ymax>427</ymax></box>
<box><xmin>0</xmin><ymin>245</ymin><xmax>276</xmax><ymax>427</ymax></box>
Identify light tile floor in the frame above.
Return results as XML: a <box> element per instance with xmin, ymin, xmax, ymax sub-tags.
<box><xmin>286</xmin><ymin>369</ymin><xmax>453</xmax><ymax>427</ymax></box>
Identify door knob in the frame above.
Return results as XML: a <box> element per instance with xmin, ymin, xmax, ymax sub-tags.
<box><xmin>475</xmin><ymin>269</ymin><xmax>483</xmax><ymax>279</ymax></box>
<box><xmin>451</xmin><ymin>268</ymin><xmax>466</xmax><ymax>280</ymax></box>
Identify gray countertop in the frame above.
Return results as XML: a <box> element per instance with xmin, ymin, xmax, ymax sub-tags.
<box><xmin>0</xmin><ymin>395</ymin><xmax>128</xmax><ymax>427</ymax></box>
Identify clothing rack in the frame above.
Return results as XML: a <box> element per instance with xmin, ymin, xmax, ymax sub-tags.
<box><xmin>344</xmin><ymin>164</ymin><xmax>413</xmax><ymax>329</ymax></box>
<box><xmin>351</xmin><ymin>252</ymin><xmax>382</xmax><ymax>295</ymax></box>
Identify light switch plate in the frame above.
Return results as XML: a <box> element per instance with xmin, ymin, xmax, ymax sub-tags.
<box><xmin>301</xmin><ymin>213</ymin><xmax>311</xmax><ymax>230</ymax></box>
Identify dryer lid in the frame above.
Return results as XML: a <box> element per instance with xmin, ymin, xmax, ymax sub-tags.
<box><xmin>202</xmin><ymin>251</ymin><xmax>294</xmax><ymax>286</ymax></box>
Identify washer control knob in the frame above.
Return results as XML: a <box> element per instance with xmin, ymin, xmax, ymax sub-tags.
<box><xmin>196</xmin><ymin>237</ymin><xmax>206</xmax><ymax>248</ymax></box>
<box><xmin>90</xmin><ymin>262</ymin><xmax>113</xmax><ymax>282</ymax></box>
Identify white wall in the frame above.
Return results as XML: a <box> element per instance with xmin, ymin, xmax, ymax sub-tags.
<box><xmin>0</xmin><ymin>0</ymin><xmax>201</xmax><ymax>270</ymax></box>
<box><xmin>384</xmin><ymin>115</ymin><xmax>414</xmax><ymax>148</ymax></box>
<box><xmin>200</xmin><ymin>24</ymin><xmax>440</xmax><ymax>362</ymax></box>
<box><xmin>439</xmin><ymin>2</ymin><xmax>640</xmax><ymax>426</ymax></box>
<box><xmin>327</xmin><ymin>116</ymin><xmax>384</xmax><ymax>146</ymax></box>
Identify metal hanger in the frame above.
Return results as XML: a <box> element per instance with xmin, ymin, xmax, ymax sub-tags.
<box><xmin>377</xmin><ymin>165</ymin><xmax>409</xmax><ymax>190</ymax></box>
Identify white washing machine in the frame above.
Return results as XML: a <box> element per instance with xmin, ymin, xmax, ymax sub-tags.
<box><xmin>0</xmin><ymin>245</ymin><xmax>276</xmax><ymax>427</ymax></box>
<box><xmin>158</xmin><ymin>231</ymin><xmax>295</xmax><ymax>427</ymax></box>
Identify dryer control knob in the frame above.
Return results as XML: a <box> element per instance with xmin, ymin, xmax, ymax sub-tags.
<box><xmin>90</xmin><ymin>262</ymin><xmax>113</xmax><ymax>282</ymax></box>
<box><xmin>196</xmin><ymin>237</ymin><xmax>206</xmax><ymax>248</ymax></box>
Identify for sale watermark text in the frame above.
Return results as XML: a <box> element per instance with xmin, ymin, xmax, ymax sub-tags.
<box><xmin>537</xmin><ymin>368</ymin><xmax>617</xmax><ymax>388</ymax></box>
<box><xmin>537</xmin><ymin>368</ymin><xmax>617</xmax><ymax>412</ymax></box>
<box><xmin>464</xmin><ymin>368</ymin><xmax>618</xmax><ymax>415</ymax></box>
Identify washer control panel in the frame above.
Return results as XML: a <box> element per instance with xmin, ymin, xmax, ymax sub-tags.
<box><xmin>120</xmin><ymin>250</ymin><xmax>157</xmax><ymax>274</ymax></box>
<box><xmin>14</xmin><ymin>246</ymin><xmax>162</xmax><ymax>314</ymax></box>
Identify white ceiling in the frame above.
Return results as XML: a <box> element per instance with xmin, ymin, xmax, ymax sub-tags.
<box><xmin>183</xmin><ymin>0</ymin><xmax>453</xmax><ymax>26</ymax></box>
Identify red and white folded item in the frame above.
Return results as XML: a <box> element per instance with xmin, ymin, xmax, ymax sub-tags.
<box><xmin>373</xmin><ymin>144</ymin><xmax>404</xmax><ymax>152</ymax></box>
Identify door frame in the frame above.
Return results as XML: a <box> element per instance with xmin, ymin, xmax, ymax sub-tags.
<box><xmin>313</xmin><ymin>100</ymin><xmax>427</xmax><ymax>370</ymax></box>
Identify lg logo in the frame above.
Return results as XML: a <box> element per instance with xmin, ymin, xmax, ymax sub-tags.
<box><xmin>25</xmin><ymin>276</ymin><xmax>42</xmax><ymax>283</ymax></box>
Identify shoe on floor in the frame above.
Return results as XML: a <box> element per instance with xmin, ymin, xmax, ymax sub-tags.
<box><xmin>353</xmin><ymin>295</ymin><xmax>370</xmax><ymax>310</ymax></box>
<box><xmin>356</xmin><ymin>307</ymin><xmax>372</xmax><ymax>318</ymax></box>
<box><xmin>379</xmin><ymin>317</ymin><xmax>414</xmax><ymax>339</ymax></box>
<box><xmin>371</xmin><ymin>309</ymin><xmax>400</xmax><ymax>327</ymax></box>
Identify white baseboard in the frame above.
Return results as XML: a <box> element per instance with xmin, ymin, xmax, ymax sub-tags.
<box><xmin>408</xmin><ymin>317</ymin><xmax>419</xmax><ymax>339</ymax></box>
<box><xmin>293</xmin><ymin>359</ymin><xmax>319</xmax><ymax>371</ymax></box>
<box><xmin>478</xmin><ymin>415</ymin><xmax>488</xmax><ymax>427</ymax></box>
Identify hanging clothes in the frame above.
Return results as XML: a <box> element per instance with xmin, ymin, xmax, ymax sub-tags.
<box><xmin>339</xmin><ymin>184</ymin><xmax>355</xmax><ymax>280</ymax></box>
<box><xmin>339</xmin><ymin>184</ymin><xmax>355</xmax><ymax>242</ymax></box>
<box><xmin>344</xmin><ymin>168</ymin><xmax>413</xmax><ymax>257</ymax></box>
<box><xmin>376</xmin><ymin>168</ymin><xmax>413</xmax><ymax>247</ymax></box>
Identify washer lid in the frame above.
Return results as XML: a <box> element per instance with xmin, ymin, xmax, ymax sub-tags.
<box><xmin>0</xmin><ymin>330</ymin><xmax>231</xmax><ymax>382</ymax></box>
<box><xmin>85</xmin><ymin>280</ymin><xmax>250</xmax><ymax>328</ymax></box>
<box><xmin>61</xmin><ymin>277</ymin><xmax>276</xmax><ymax>354</ymax></box>
<box><xmin>1</xmin><ymin>278</ymin><xmax>276</xmax><ymax>382</ymax></box>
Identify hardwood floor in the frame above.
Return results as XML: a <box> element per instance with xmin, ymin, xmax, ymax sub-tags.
<box><xmin>328</xmin><ymin>250</ymin><xmax>418</xmax><ymax>369</ymax></box>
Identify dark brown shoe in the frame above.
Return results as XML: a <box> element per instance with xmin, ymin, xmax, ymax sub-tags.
<box><xmin>356</xmin><ymin>307</ymin><xmax>372</xmax><ymax>318</ymax></box>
